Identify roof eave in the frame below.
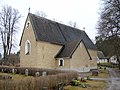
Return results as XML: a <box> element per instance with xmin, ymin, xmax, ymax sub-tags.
<box><xmin>19</xmin><ymin>13</ymin><xmax>30</xmax><ymax>46</ymax></box>
<box><xmin>29</xmin><ymin>13</ymin><xmax>39</xmax><ymax>41</ymax></box>
<box><xmin>55</xmin><ymin>57</ymin><xmax>71</xmax><ymax>59</ymax></box>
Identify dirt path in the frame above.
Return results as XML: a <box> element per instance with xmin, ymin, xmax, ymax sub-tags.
<box><xmin>107</xmin><ymin>68</ymin><xmax>120</xmax><ymax>90</ymax></box>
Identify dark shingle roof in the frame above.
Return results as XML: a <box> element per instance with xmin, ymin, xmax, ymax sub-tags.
<box><xmin>28</xmin><ymin>13</ymin><xmax>97</xmax><ymax>50</ymax></box>
<box><xmin>29</xmin><ymin>13</ymin><xmax>65</xmax><ymax>44</ymax></box>
<box><xmin>55</xmin><ymin>40</ymin><xmax>92</xmax><ymax>59</ymax></box>
<box><xmin>55</xmin><ymin>40</ymin><xmax>81</xmax><ymax>58</ymax></box>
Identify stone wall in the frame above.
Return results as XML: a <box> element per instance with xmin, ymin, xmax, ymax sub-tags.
<box><xmin>20</xmin><ymin>17</ymin><xmax>37</xmax><ymax>67</ymax></box>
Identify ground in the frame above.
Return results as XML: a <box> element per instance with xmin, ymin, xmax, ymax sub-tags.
<box><xmin>64</xmin><ymin>80</ymin><xmax>106</xmax><ymax>90</ymax></box>
<box><xmin>106</xmin><ymin>68</ymin><xmax>120</xmax><ymax>90</ymax></box>
<box><xmin>64</xmin><ymin>68</ymin><xmax>120</xmax><ymax>90</ymax></box>
<box><xmin>64</xmin><ymin>68</ymin><xmax>109</xmax><ymax>90</ymax></box>
<box><xmin>1</xmin><ymin>67</ymin><xmax>120</xmax><ymax>90</ymax></box>
<box><xmin>0</xmin><ymin>72</ymin><xmax>33</xmax><ymax>80</ymax></box>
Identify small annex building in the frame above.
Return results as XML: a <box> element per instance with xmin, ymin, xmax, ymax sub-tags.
<box><xmin>110</xmin><ymin>56</ymin><xmax>118</xmax><ymax>64</ymax></box>
<box><xmin>20</xmin><ymin>13</ymin><xmax>97</xmax><ymax>72</ymax></box>
<box><xmin>97</xmin><ymin>51</ymin><xmax>108</xmax><ymax>63</ymax></box>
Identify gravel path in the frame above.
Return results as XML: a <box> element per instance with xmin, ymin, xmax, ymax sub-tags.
<box><xmin>106</xmin><ymin>68</ymin><xmax>120</xmax><ymax>90</ymax></box>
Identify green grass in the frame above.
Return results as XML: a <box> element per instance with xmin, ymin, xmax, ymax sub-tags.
<box><xmin>64</xmin><ymin>68</ymin><xmax>109</xmax><ymax>90</ymax></box>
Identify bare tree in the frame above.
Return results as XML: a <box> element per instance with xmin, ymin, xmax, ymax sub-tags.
<box><xmin>0</xmin><ymin>53</ymin><xmax>1</xmax><ymax>59</ymax></box>
<box><xmin>35</xmin><ymin>11</ymin><xmax>47</xmax><ymax>17</ymax></box>
<box><xmin>97</xmin><ymin>0</ymin><xmax>120</xmax><ymax>37</ymax></box>
<box><xmin>96</xmin><ymin>0</ymin><xmax>120</xmax><ymax>68</ymax></box>
<box><xmin>67</xmin><ymin>21</ymin><xmax>78</xmax><ymax>28</ymax></box>
<box><xmin>0</xmin><ymin>5</ymin><xmax>21</xmax><ymax>60</ymax></box>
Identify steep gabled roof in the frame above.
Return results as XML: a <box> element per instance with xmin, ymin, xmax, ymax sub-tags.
<box><xmin>55</xmin><ymin>40</ymin><xmax>81</xmax><ymax>58</ymax></box>
<box><xmin>29</xmin><ymin>13</ymin><xmax>66</xmax><ymax>45</ymax></box>
<box><xmin>55</xmin><ymin>40</ymin><xmax>92</xmax><ymax>59</ymax></box>
<box><xmin>20</xmin><ymin>13</ymin><xmax>97</xmax><ymax>50</ymax></box>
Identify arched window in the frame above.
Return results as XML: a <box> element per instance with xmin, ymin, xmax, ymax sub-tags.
<box><xmin>59</xmin><ymin>58</ymin><xmax>64</xmax><ymax>66</ymax></box>
<box><xmin>25</xmin><ymin>40</ymin><xmax>30</xmax><ymax>55</ymax></box>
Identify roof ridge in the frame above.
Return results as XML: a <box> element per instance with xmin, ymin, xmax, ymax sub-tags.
<box><xmin>27</xmin><ymin>13</ymin><xmax>97</xmax><ymax>50</ymax></box>
<box><xmin>29</xmin><ymin>13</ymin><xmax>85</xmax><ymax>32</ymax></box>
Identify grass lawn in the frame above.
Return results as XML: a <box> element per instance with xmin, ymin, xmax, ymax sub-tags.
<box><xmin>64</xmin><ymin>80</ymin><xmax>105</xmax><ymax>90</ymax></box>
<box><xmin>64</xmin><ymin>68</ymin><xmax>109</xmax><ymax>90</ymax></box>
<box><xmin>0</xmin><ymin>72</ymin><xmax>33</xmax><ymax>80</ymax></box>
<box><xmin>90</xmin><ymin>68</ymin><xmax>109</xmax><ymax>78</ymax></box>
<box><xmin>0</xmin><ymin>68</ymin><xmax>109</xmax><ymax>90</ymax></box>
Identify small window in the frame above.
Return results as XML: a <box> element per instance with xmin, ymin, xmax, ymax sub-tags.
<box><xmin>25</xmin><ymin>40</ymin><xmax>30</xmax><ymax>55</ymax></box>
<box><xmin>59</xmin><ymin>58</ymin><xmax>64</xmax><ymax>66</ymax></box>
<box><xmin>26</xmin><ymin>21</ymin><xmax>30</xmax><ymax>29</ymax></box>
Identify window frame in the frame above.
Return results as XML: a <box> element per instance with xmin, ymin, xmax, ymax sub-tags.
<box><xmin>25</xmin><ymin>40</ymin><xmax>31</xmax><ymax>55</ymax></box>
<box><xmin>59</xmin><ymin>58</ymin><xmax>64</xmax><ymax>66</ymax></box>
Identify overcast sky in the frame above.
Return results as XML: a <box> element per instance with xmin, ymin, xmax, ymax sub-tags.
<box><xmin>0</xmin><ymin>0</ymin><xmax>100</xmax><ymax>53</ymax></box>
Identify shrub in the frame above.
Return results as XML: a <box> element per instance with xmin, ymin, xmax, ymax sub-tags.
<box><xmin>0</xmin><ymin>66</ymin><xmax>67</xmax><ymax>76</ymax></box>
<box><xmin>71</xmin><ymin>79</ymin><xmax>80</xmax><ymax>86</ymax></box>
<box><xmin>0</xmin><ymin>54</ymin><xmax>20</xmax><ymax>66</ymax></box>
<box><xmin>0</xmin><ymin>72</ymin><xmax>78</xmax><ymax>90</ymax></box>
<box><xmin>0</xmin><ymin>66</ymin><xmax>78</xmax><ymax>89</ymax></box>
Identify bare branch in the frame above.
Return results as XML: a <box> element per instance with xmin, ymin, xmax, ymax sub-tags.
<box><xmin>0</xmin><ymin>5</ymin><xmax>21</xmax><ymax>60</ymax></box>
<box><xmin>35</xmin><ymin>11</ymin><xmax>47</xmax><ymax>18</ymax></box>
<box><xmin>96</xmin><ymin>0</ymin><xmax>120</xmax><ymax>67</ymax></box>
<box><xmin>67</xmin><ymin>21</ymin><xmax>78</xmax><ymax>28</ymax></box>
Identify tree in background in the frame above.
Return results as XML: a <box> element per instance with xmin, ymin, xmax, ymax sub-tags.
<box><xmin>0</xmin><ymin>53</ymin><xmax>2</xmax><ymax>59</ymax></box>
<box><xmin>97</xmin><ymin>0</ymin><xmax>120</xmax><ymax>37</ymax></box>
<box><xmin>67</xmin><ymin>21</ymin><xmax>78</xmax><ymax>28</ymax></box>
<box><xmin>0</xmin><ymin>53</ymin><xmax>20</xmax><ymax>66</ymax></box>
<box><xmin>95</xmin><ymin>36</ymin><xmax>116</xmax><ymax>57</ymax></box>
<box><xmin>96</xmin><ymin>0</ymin><xmax>120</xmax><ymax>68</ymax></box>
<box><xmin>35</xmin><ymin>11</ymin><xmax>47</xmax><ymax>18</ymax></box>
<box><xmin>0</xmin><ymin>5</ymin><xmax>21</xmax><ymax>60</ymax></box>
